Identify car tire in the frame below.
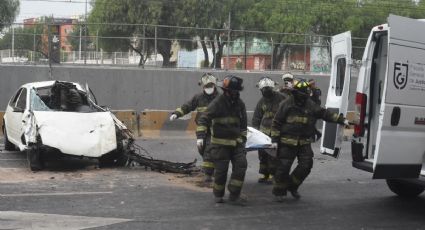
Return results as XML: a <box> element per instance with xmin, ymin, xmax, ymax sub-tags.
<box><xmin>26</xmin><ymin>145</ymin><xmax>44</xmax><ymax>171</ymax></box>
<box><xmin>386</xmin><ymin>179</ymin><xmax>424</xmax><ymax>198</ymax></box>
<box><xmin>99</xmin><ymin>151</ymin><xmax>129</xmax><ymax>168</ymax></box>
<box><xmin>3</xmin><ymin>125</ymin><xmax>16</xmax><ymax>151</ymax></box>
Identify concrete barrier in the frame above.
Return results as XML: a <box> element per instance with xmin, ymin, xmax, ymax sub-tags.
<box><xmin>112</xmin><ymin>110</ymin><xmax>138</xmax><ymax>135</ymax></box>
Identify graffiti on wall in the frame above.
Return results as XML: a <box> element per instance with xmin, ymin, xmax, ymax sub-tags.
<box><xmin>310</xmin><ymin>44</ymin><xmax>330</xmax><ymax>73</ymax></box>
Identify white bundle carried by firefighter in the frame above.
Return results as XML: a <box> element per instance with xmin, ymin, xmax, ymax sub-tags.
<box><xmin>245</xmin><ymin>127</ymin><xmax>274</xmax><ymax>151</ymax></box>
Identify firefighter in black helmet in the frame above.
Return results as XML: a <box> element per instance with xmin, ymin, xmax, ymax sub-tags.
<box><xmin>271</xmin><ymin>79</ymin><xmax>349</xmax><ymax>202</ymax></box>
<box><xmin>197</xmin><ymin>75</ymin><xmax>248</xmax><ymax>205</ymax></box>
<box><xmin>170</xmin><ymin>73</ymin><xmax>219</xmax><ymax>185</ymax></box>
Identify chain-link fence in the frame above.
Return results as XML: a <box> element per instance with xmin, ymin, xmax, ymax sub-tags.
<box><xmin>0</xmin><ymin>21</ymin><xmax>367</xmax><ymax>73</ymax></box>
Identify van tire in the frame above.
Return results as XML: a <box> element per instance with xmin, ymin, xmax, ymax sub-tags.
<box><xmin>3</xmin><ymin>126</ymin><xmax>15</xmax><ymax>151</ymax></box>
<box><xmin>386</xmin><ymin>179</ymin><xmax>424</xmax><ymax>197</ymax></box>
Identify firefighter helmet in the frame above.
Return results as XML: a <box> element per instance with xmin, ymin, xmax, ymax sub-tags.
<box><xmin>221</xmin><ymin>75</ymin><xmax>244</xmax><ymax>91</ymax></box>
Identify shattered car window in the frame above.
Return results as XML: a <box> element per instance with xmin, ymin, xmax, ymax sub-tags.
<box><xmin>30</xmin><ymin>88</ymin><xmax>51</xmax><ymax>111</ymax></box>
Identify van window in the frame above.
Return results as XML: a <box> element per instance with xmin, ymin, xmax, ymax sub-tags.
<box><xmin>335</xmin><ymin>58</ymin><xmax>346</xmax><ymax>96</ymax></box>
<box><xmin>16</xmin><ymin>88</ymin><xmax>27</xmax><ymax>109</ymax></box>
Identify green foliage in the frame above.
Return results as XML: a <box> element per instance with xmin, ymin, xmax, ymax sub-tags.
<box><xmin>0</xmin><ymin>24</ymin><xmax>47</xmax><ymax>58</ymax></box>
<box><xmin>0</xmin><ymin>0</ymin><xmax>19</xmax><ymax>31</ymax></box>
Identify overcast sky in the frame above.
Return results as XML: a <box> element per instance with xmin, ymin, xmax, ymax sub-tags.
<box><xmin>16</xmin><ymin>0</ymin><xmax>92</xmax><ymax>23</ymax></box>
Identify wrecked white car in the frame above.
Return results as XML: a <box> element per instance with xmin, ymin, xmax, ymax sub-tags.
<box><xmin>2</xmin><ymin>81</ymin><xmax>133</xmax><ymax>171</ymax></box>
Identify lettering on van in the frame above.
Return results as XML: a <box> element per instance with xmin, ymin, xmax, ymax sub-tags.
<box><xmin>393</xmin><ymin>62</ymin><xmax>409</xmax><ymax>90</ymax></box>
<box><xmin>414</xmin><ymin>117</ymin><xmax>425</xmax><ymax>125</ymax></box>
<box><xmin>407</xmin><ymin>63</ymin><xmax>425</xmax><ymax>92</ymax></box>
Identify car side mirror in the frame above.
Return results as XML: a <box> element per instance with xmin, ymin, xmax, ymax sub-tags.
<box><xmin>13</xmin><ymin>107</ymin><xmax>24</xmax><ymax>113</ymax></box>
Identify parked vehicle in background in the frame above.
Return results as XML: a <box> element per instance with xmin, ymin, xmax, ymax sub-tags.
<box><xmin>321</xmin><ymin>14</ymin><xmax>425</xmax><ymax>197</ymax></box>
<box><xmin>2</xmin><ymin>80</ymin><xmax>132</xmax><ymax>171</ymax></box>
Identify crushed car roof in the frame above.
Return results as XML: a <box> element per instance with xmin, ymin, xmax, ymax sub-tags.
<box><xmin>22</xmin><ymin>81</ymin><xmax>82</xmax><ymax>89</ymax></box>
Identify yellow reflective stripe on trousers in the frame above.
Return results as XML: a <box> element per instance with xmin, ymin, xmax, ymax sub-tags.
<box><xmin>212</xmin><ymin>117</ymin><xmax>239</xmax><ymax>125</ymax></box>
<box><xmin>202</xmin><ymin>161</ymin><xmax>214</xmax><ymax>169</ymax></box>
<box><xmin>197</xmin><ymin>106</ymin><xmax>207</xmax><ymax>112</ymax></box>
<box><xmin>211</xmin><ymin>137</ymin><xmax>237</xmax><ymax>146</ymax></box>
<box><xmin>196</xmin><ymin>125</ymin><xmax>208</xmax><ymax>132</ymax></box>
<box><xmin>175</xmin><ymin>108</ymin><xmax>184</xmax><ymax>116</ymax></box>
<box><xmin>229</xmin><ymin>179</ymin><xmax>244</xmax><ymax>187</ymax></box>
<box><xmin>213</xmin><ymin>183</ymin><xmax>225</xmax><ymax>191</ymax></box>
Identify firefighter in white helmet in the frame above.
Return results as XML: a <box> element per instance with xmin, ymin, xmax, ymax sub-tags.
<box><xmin>170</xmin><ymin>73</ymin><xmax>219</xmax><ymax>185</ymax></box>
<box><xmin>280</xmin><ymin>73</ymin><xmax>294</xmax><ymax>97</ymax></box>
<box><xmin>252</xmin><ymin>77</ymin><xmax>287</xmax><ymax>183</ymax></box>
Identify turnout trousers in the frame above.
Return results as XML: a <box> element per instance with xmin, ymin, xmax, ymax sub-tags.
<box><xmin>258</xmin><ymin>149</ymin><xmax>277</xmax><ymax>176</ymax></box>
<box><xmin>199</xmin><ymin>134</ymin><xmax>214</xmax><ymax>177</ymax></box>
<box><xmin>273</xmin><ymin>144</ymin><xmax>314</xmax><ymax>196</ymax></box>
<box><xmin>206</xmin><ymin>144</ymin><xmax>248</xmax><ymax>198</ymax></box>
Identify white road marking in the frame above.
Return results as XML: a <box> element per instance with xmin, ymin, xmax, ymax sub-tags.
<box><xmin>0</xmin><ymin>191</ymin><xmax>113</xmax><ymax>197</ymax></box>
<box><xmin>0</xmin><ymin>211</ymin><xmax>131</xmax><ymax>230</ymax></box>
<box><xmin>0</xmin><ymin>159</ymin><xmax>26</xmax><ymax>161</ymax></box>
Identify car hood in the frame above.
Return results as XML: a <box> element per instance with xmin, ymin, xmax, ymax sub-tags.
<box><xmin>33</xmin><ymin>111</ymin><xmax>117</xmax><ymax>157</ymax></box>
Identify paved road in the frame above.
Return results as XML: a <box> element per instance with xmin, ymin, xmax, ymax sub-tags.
<box><xmin>0</xmin><ymin>137</ymin><xmax>424</xmax><ymax>230</ymax></box>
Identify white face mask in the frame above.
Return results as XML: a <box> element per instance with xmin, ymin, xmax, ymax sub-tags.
<box><xmin>204</xmin><ymin>87</ymin><xmax>215</xmax><ymax>95</ymax></box>
<box><xmin>285</xmin><ymin>81</ymin><xmax>293</xmax><ymax>89</ymax></box>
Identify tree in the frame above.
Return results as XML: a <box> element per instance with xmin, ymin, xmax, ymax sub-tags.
<box><xmin>0</xmin><ymin>24</ymin><xmax>48</xmax><ymax>59</ymax></box>
<box><xmin>0</xmin><ymin>0</ymin><xmax>19</xmax><ymax>31</ymax></box>
<box><xmin>89</xmin><ymin>0</ymin><xmax>188</xmax><ymax>67</ymax></box>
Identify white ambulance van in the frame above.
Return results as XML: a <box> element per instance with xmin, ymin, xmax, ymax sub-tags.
<box><xmin>321</xmin><ymin>14</ymin><xmax>425</xmax><ymax>197</ymax></box>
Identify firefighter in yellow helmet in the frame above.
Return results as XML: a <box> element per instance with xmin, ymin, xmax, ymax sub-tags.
<box><xmin>271</xmin><ymin>79</ymin><xmax>349</xmax><ymax>202</ymax></box>
<box><xmin>197</xmin><ymin>75</ymin><xmax>248</xmax><ymax>205</ymax></box>
<box><xmin>252</xmin><ymin>77</ymin><xmax>286</xmax><ymax>183</ymax></box>
<box><xmin>170</xmin><ymin>73</ymin><xmax>219</xmax><ymax>185</ymax></box>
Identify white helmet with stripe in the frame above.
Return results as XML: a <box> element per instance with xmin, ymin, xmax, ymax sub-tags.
<box><xmin>257</xmin><ymin>77</ymin><xmax>276</xmax><ymax>89</ymax></box>
<box><xmin>199</xmin><ymin>73</ymin><xmax>217</xmax><ymax>87</ymax></box>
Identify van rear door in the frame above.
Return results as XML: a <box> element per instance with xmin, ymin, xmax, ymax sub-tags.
<box><xmin>320</xmin><ymin>31</ymin><xmax>352</xmax><ymax>158</ymax></box>
<box><xmin>372</xmin><ymin>15</ymin><xmax>425</xmax><ymax>179</ymax></box>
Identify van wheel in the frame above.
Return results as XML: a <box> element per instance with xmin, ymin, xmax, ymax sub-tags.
<box><xmin>26</xmin><ymin>146</ymin><xmax>44</xmax><ymax>171</ymax></box>
<box><xmin>386</xmin><ymin>179</ymin><xmax>424</xmax><ymax>197</ymax></box>
<box><xmin>3</xmin><ymin>126</ymin><xmax>15</xmax><ymax>151</ymax></box>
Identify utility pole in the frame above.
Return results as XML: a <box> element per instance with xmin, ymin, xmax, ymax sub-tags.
<box><xmin>226</xmin><ymin>11</ymin><xmax>231</xmax><ymax>70</ymax></box>
<box><xmin>79</xmin><ymin>25</ymin><xmax>82</xmax><ymax>60</ymax></box>
<box><xmin>11</xmin><ymin>26</ymin><xmax>15</xmax><ymax>62</ymax></box>
<box><xmin>84</xmin><ymin>0</ymin><xmax>87</xmax><ymax>64</ymax></box>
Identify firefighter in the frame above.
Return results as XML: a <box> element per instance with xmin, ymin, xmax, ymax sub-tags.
<box><xmin>271</xmin><ymin>79</ymin><xmax>349</xmax><ymax>202</ymax></box>
<box><xmin>279</xmin><ymin>73</ymin><xmax>294</xmax><ymax>96</ymax></box>
<box><xmin>170</xmin><ymin>73</ymin><xmax>219</xmax><ymax>184</ymax></box>
<box><xmin>197</xmin><ymin>75</ymin><xmax>248</xmax><ymax>205</ymax></box>
<box><xmin>252</xmin><ymin>77</ymin><xmax>286</xmax><ymax>184</ymax></box>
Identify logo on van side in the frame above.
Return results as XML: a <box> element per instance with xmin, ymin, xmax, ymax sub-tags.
<box><xmin>393</xmin><ymin>62</ymin><xmax>409</xmax><ymax>90</ymax></box>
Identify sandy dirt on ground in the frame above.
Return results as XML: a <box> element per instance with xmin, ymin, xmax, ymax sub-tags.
<box><xmin>165</xmin><ymin>172</ymin><xmax>211</xmax><ymax>193</ymax></box>
<box><xmin>0</xmin><ymin>166</ymin><xmax>212</xmax><ymax>193</ymax></box>
<box><xmin>0</xmin><ymin>167</ymin><xmax>108</xmax><ymax>184</ymax></box>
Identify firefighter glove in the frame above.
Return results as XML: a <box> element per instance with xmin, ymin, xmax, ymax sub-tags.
<box><xmin>197</xmin><ymin>139</ymin><xmax>204</xmax><ymax>149</ymax></box>
<box><xmin>169</xmin><ymin>114</ymin><xmax>178</xmax><ymax>121</ymax></box>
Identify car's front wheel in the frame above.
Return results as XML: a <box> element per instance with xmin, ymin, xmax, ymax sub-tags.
<box><xmin>99</xmin><ymin>151</ymin><xmax>130</xmax><ymax>168</ymax></box>
<box><xmin>386</xmin><ymin>179</ymin><xmax>424</xmax><ymax>198</ymax></box>
<box><xmin>26</xmin><ymin>145</ymin><xmax>44</xmax><ymax>171</ymax></box>
<box><xmin>3</xmin><ymin>125</ymin><xmax>16</xmax><ymax>151</ymax></box>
